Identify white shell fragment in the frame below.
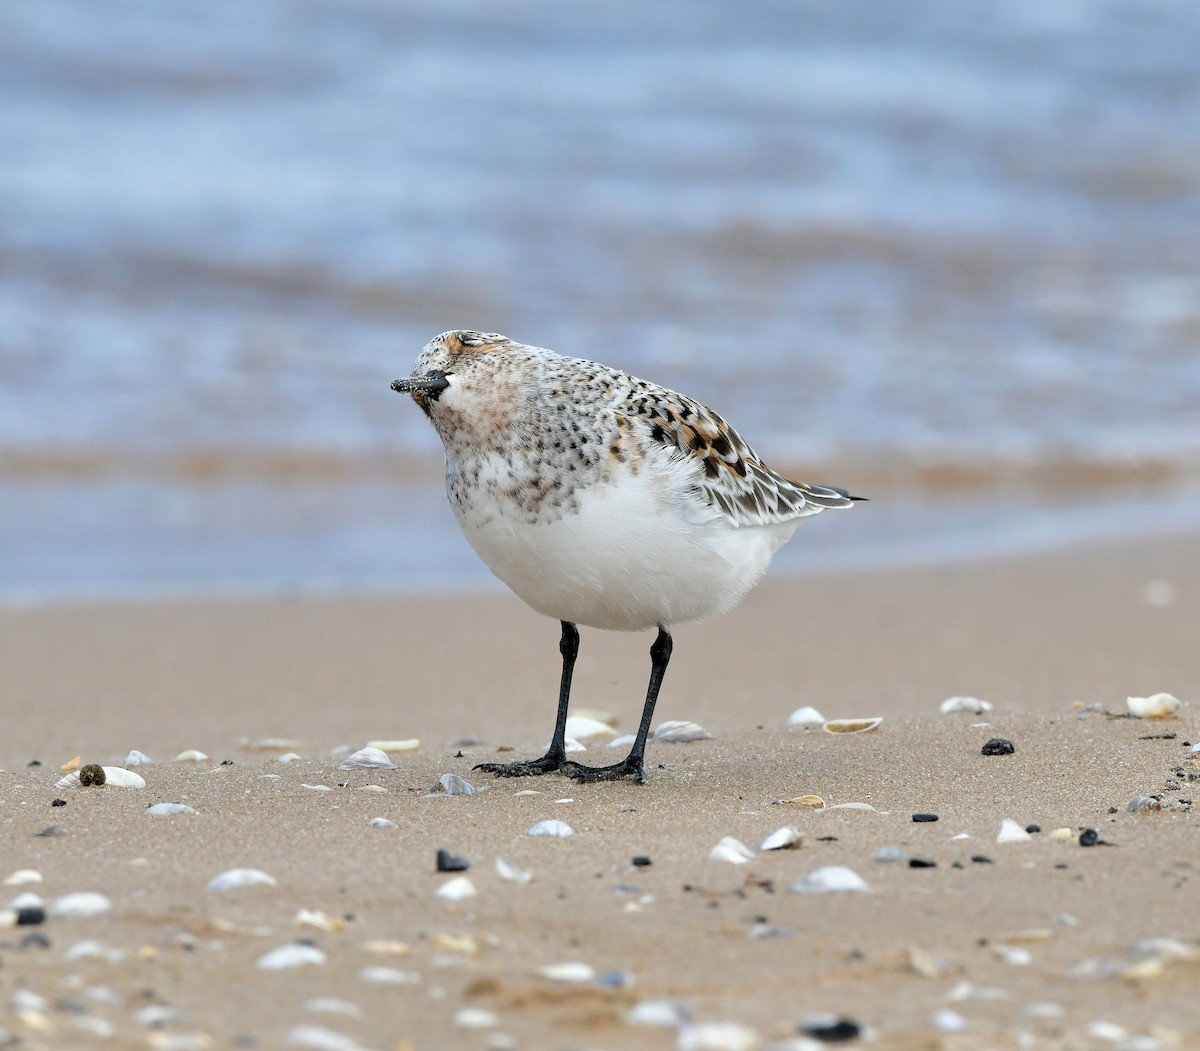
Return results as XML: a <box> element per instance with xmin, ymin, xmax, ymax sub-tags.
<box><xmin>257</xmin><ymin>943</ymin><xmax>327</xmax><ymax>970</ymax></box>
<box><xmin>4</xmin><ymin>870</ymin><xmax>44</xmax><ymax>886</ymax></box>
<box><xmin>495</xmin><ymin>857</ymin><xmax>533</xmax><ymax>884</ymax></box>
<box><xmin>677</xmin><ymin>1021</ymin><xmax>761</xmax><ymax>1051</ymax></box>
<box><xmin>1127</xmin><ymin>795</ymin><xmax>1162</xmax><ymax>813</ymax></box>
<box><xmin>174</xmin><ymin>749</ymin><xmax>209</xmax><ymax>763</ymax></box>
<box><xmin>825</xmin><ymin>801</ymin><xmax>877</xmax><ymax>812</ymax></box>
<box><xmin>627</xmin><ymin>999</ymin><xmax>692</xmax><ymax>1028</ymax></box>
<box><xmin>206</xmin><ymin>868</ymin><xmax>277</xmax><ymax>892</ymax></box>
<box><xmin>564</xmin><ymin>715</ymin><xmax>617</xmax><ymax>740</ymax></box>
<box><xmin>454</xmin><ymin>1008</ymin><xmax>498</xmax><ymax>1030</ymax></box>
<box><xmin>56</xmin><ymin>767</ymin><xmax>146</xmax><ymax>789</ymax></box>
<box><xmin>337</xmin><ymin>746</ymin><xmax>395</xmax><ymax>771</ymax></box>
<box><xmin>789</xmin><ymin>865</ymin><xmax>870</xmax><ymax>893</ymax></box>
<box><xmin>302</xmin><ymin>999</ymin><xmax>363</xmax><ymax>1019</ymax></box>
<box><xmin>301</xmin><ymin>783</ymin><xmax>333</xmax><ymax>792</ymax></box>
<box><xmin>775</xmin><ymin>794</ymin><xmax>826</xmax><ymax>809</ymax></box>
<box><xmin>439</xmin><ymin>773</ymin><xmax>478</xmax><ymax>795</ymax></box>
<box><xmin>123</xmin><ymin>750</ymin><xmax>155</xmax><ymax>766</ymax></box>
<box><xmin>49</xmin><ymin>892</ymin><xmax>113</xmax><ymax>919</ymax></box>
<box><xmin>1047</xmin><ymin>827</ymin><xmax>1076</xmax><ymax>841</ymax></box>
<box><xmin>368</xmin><ymin>817</ymin><xmax>395</xmax><ymax>829</ymax></box>
<box><xmin>997</xmin><ymin>819</ymin><xmax>1032</xmax><ymax>844</ymax></box>
<box><xmin>609</xmin><ymin>734</ymin><xmax>637</xmax><ymax>748</ymax></box>
<box><xmin>537</xmin><ymin>961</ymin><xmax>595</xmax><ymax>983</ymax></box>
<box><xmin>652</xmin><ymin>720</ymin><xmax>714</xmax><ymax>743</ymax></box>
<box><xmin>1126</xmin><ymin>693</ymin><xmax>1182</xmax><ymax>718</ymax></box>
<box><xmin>709</xmin><ymin>836</ymin><xmax>755</xmax><ymax>864</ymax></box>
<box><xmin>940</xmin><ymin>696</ymin><xmax>993</xmax><ymax>714</ymax></box>
<box><xmin>527</xmin><ymin>819</ymin><xmax>574</xmax><ymax>838</ymax></box>
<box><xmin>295</xmin><ymin>909</ymin><xmax>343</xmax><ymax>933</ymax></box>
<box><xmin>786</xmin><ymin>706</ymin><xmax>826</xmax><ymax>727</ymax></box>
<box><xmin>284</xmin><ymin>1024</ymin><xmax>359</xmax><ymax>1051</ymax></box>
<box><xmin>146</xmin><ymin>802</ymin><xmax>196</xmax><ymax>816</ymax></box>
<box><xmin>9</xmin><ymin>892</ymin><xmax>45</xmax><ymax>910</ymax></box>
<box><xmin>823</xmin><ymin>717</ymin><xmax>883</xmax><ymax>734</ymax></box>
<box><xmin>366</xmin><ymin>738</ymin><xmax>419</xmax><ymax>752</ymax></box>
<box><xmin>435</xmin><ymin>876</ymin><xmax>477</xmax><ymax>901</ymax></box>
<box><xmin>759</xmin><ymin>826</ymin><xmax>802</xmax><ymax>851</ymax></box>
<box><xmin>931</xmin><ymin>1009</ymin><xmax>968</xmax><ymax>1032</ymax></box>
<box><xmin>360</xmin><ymin>965</ymin><xmax>420</xmax><ymax>985</ymax></box>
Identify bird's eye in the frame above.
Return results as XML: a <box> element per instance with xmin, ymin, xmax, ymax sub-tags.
<box><xmin>460</xmin><ymin>335</ymin><xmax>485</xmax><ymax>347</ymax></box>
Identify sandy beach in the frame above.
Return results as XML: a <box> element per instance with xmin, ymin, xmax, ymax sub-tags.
<box><xmin>1</xmin><ymin>533</ymin><xmax>1197</xmax><ymax>1050</ymax></box>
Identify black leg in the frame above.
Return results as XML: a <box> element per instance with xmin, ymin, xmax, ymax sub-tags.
<box><xmin>475</xmin><ymin>621</ymin><xmax>579</xmax><ymax>778</ymax></box>
<box><xmin>562</xmin><ymin>625</ymin><xmax>673</xmax><ymax>784</ymax></box>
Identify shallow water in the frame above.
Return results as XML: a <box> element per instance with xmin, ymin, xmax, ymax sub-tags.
<box><xmin>3</xmin><ymin>0</ymin><xmax>1199</xmax><ymax>598</ymax></box>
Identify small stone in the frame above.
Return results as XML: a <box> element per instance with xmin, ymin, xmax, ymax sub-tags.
<box><xmin>912</xmin><ymin>813</ymin><xmax>938</xmax><ymax>822</ymax></box>
<box><xmin>16</xmin><ymin>907</ymin><xmax>47</xmax><ymax>926</ymax></box>
<box><xmin>981</xmin><ymin>738</ymin><xmax>1015</xmax><ymax>756</ymax></box>
<box><xmin>908</xmin><ymin>858</ymin><xmax>937</xmax><ymax>869</ymax></box>
<box><xmin>632</xmin><ymin>855</ymin><xmax>652</xmax><ymax>867</ymax></box>
<box><xmin>1025</xmin><ymin>824</ymin><xmax>1041</xmax><ymax>833</ymax></box>
<box><xmin>970</xmin><ymin>855</ymin><xmax>993</xmax><ymax>864</ymax></box>
<box><xmin>436</xmin><ymin>849</ymin><xmax>469</xmax><ymax>873</ymax></box>
<box><xmin>51</xmin><ymin>799</ymin><xmax>67</xmax><ymax>807</ymax></box>
<box><xmin>800</xmin><ymin>1015</ymin><xmax>862</xmax><ymax>1042</ymax></box>
<box><xmin>78</xmin><ymin>764</ymin><xmax>106</xmax><ymax>787</ymax></box>
<box><xmin>1079</xmin><ymin>828</ymin><xmax>1099</xmax><ymax>847</ymax></box>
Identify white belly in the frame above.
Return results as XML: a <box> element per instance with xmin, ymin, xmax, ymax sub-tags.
<box><xmin>452</xmin><ymin>457</ymin><xmax>800</xmax><ymax>631</ymax></box>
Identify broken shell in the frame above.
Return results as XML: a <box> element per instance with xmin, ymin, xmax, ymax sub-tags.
<box><xmin>454</xmin><ymin>1008</ymin><xmax>497</xmax><ymax>1030</ymax></box>
<box><xmin>608</xmin><ymin>733</ymin><xmax>636</xmax><ymax>748</ymax></box>
<box><xmin>295</xmin><ymin>909</ymin><xmax>343</xmax><ymax>932</ymax></box>
<box><xmin>786</xmin><ymin>706</ymin><xmax>826</xmax><ymax>727</ymax></box>
<box><xmin>337</xmin><ymin>747</ymin><xmax>395</xmax><ymax>771</ymax></box>
<box><xmin>1126</xmin><ymin>693</ymin><xmax>1181</xmax><ymax>718</ymax></box>
<box><xmin>174</xmin><ymin>749</ymin><xmax>209</xmax><ymax>762</ymax></box>
<box><xmin>56</xmin><ymin>766</ymin><xmax>145</xmax><ymax>789</ymax></box>
<box><xmin>123</xmin><ymin>750</ymin><xmax>154</xmax><ymax>766</ymax></box>
<box><xmin>257</xmin><ymin>943</ymin><xmax>326</xmax><ymax>970</ymax></box>
<box><xmin>146</xmin><ymin>802</ymin><xmax>195</xmax><ymax>816</ymax></box>
<box><xmin>61</xmin><ymin>755</ymin><xmax>81</xmax><ymax>771</ymax></box>
<box><xmin>994</xmin><ymin>945</ymin><xmax>1032</xmax><ymax>966</ymax></box>
<box><xmin>243</xmin><ymin>737</ymin><xmax>302</xmax><ymax>751</ymax></box>
<box><xmin>365</xmin><ymin>739</ymin><xmax>419</xmax><ymax>752</ymax></box>
<box><xmin>776</xmin><ymin>794</ymin><xmax>826</xmax><ymax>809</ymax></box>
<box><xmin>206</xmin><ymin>868</ymin><xmax>277</xmax><ymax>891</ymax></box>
<box><xmin>302</xmin><ymin>999</ymin><xmax>363</xmax><ymax>1019</ymax></box>
<box><xmin>996</xmin><ymin>819</ymin><xmax>1032</xmax><ymax>844</ymax></box>
<box><xmin>277</xmin><ymin>752</ymin><xmax>303</xmax><ymax>763</ymax></box>
<box><xmin>677</xmin><ymin>1021</ymin><xmax>760</xmax><ymax>1051</ymax></box>
<box><xmin>368</xmin><ymin>817</ymin><xmax>395</xmax><ymax>829</ymax></box>
<box><xmin>1127</xmin><ymin>795</ymin><xmax>1162</xmax><ymax>813</ymax></box>
<box><xmin>527</xmin><ymin>819</ymin><xmax>574</xmax><ymax>837</ymax></box>
<box><xmin>361</xmin><ymin>966</ymin><xmax>420</xmax><ymax>984</ymax></box>
<box><xmin>49</xmin><ymin>892</ymin><xmax>113</xmax><ymax>919</ymax></box>
<box><xmin>940</xmin><ymin>696</ymin><xmax>993</xmax><ymax>714</ymax></box>
<box><xmin>564</xmin><ymin>715</ymin><xmax>617</xmax><ymax>740</ymax></box>
<box><xmin>652</xmin><ymin>720</ymin><xmax>713</xmax><ymax>743</ymax></box>
<box><xmin>789</xmin><ymin>865</ymin><xmax>870</xmax><ymax>893</ymax></box>
<box><xmin>825</xmin><ymin>801</ymin><xmax>877</xmax><ymax>812</ymax></box>
<box><xmin>1047</xmin><ymin>827</ymin><xmax>1076</xmax><ymax>841</ymax></box>
<box><xmin>4</xmin><ymin>869</ymin><xmax>43</xmax><ymax>886</ymax></box>
<box><xmin>823</xmin><ymin>717</ymin><xmax>882</xmax><ymax>734</ymax></box>
<box><xmin>439</xmin><ymin>773</ymin><xmax>478</xmax><ymax>795</ymax></box>
<box><xmin>627</xmin><ymin>999</ymin><xmax>692</xmax><ymax>1028</ymax></box>
<box><xmin>931</xmin><ymin>1008</ymin><xmax>967</xmax><ymax>1032</ymax></box>
<box><xmin>435</xmin><ymin>876</ymin><xmax>477</xmax><ymax>901</ymax></box>
<box><xmin>284</xmin><ymin>1024</ymin><xmax>358</xmax><ymax>1050</ymax></box>
<box><xmin>537</xmin><ymin>961</ymin><xmax>595</xmax><ymax>983</ymax></box>
<box><xmin>709</xmin><ymin>836</ymin><xmax>755</xmax><ymax>864</ymax></box>
<box><xmin>495</xmin><ymin>857</ymin><xmax>533</xmax><ymax>884</ymax></box>
<box><xmin>301</xmin><ymin>783</ymin><xmax>333</xmax><ymax>792</ymax></box>
<box><xmin>759</xmin><ymin>826</ymin><xmax>802</xmax><ymax>851</ymax></box>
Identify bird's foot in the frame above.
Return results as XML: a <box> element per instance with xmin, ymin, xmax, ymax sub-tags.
<box><xmin>560</xmin><ymin>756</ymin><xmax>646</xmax><ymax>784</ymax></box>
<box><xmin>474</xmin><ymin>752</ymin><xmax>565</xmax><ymax>778</ymax></box>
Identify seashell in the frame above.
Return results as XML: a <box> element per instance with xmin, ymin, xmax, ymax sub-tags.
<box><xmin>257</xmin><ymin>943</ymin><xmax>326</xmax><ymax>970</ymax></box>
<box><xmin>537</xmin><ymin>961</ymin><xmax>595</xmax><ymax>983</ymax></box>
<box><xmin>434</xmin><ymin>932</ymin><xmax>478</xmax><ymax>954</ymax></box>
<box><xmin>295</xmin><ymin>909</ymin><xmax>343</xmax><ymax>932</ymax></box>
<box><xmin>789</xmin><ymin>866</ymin><xmax>870</xmax><ymax>893</ymax></box>
<box><xmin>626</xmin><ymin>999</ymin><xmax>692</xmax><ymax>1028</ymax></box>
<box><xmin>361</xmin><ymin>966</ymin><xmax>420</xmax><ymax>984</ymax></box>
<box><xmin>564</xmin><ymin>715</ymin><xmax>617</xmax><ymax>740</ymax></box>
<box><xmin>435</xmin><ymin>876</ymin><xmax>477</xmax><ymax>901</ymax></box>
<box><xmin>709</xmin><ymin>836</ymin><xmax>755</xmax><ymax>864</ymax></box>
<box><xmin>365</xmin><ymin>739</ymin><xmax>419</xmax><ymax>752</ymax></box>
<box><xmin>135</xmin><ymin>1004</ymin><xmax>183</xmax><ymax>1026</ymax></box>
<box><xmin>277</xmin><ymin>752</ymin><xmax>303</xmax><ymax>763</ymax></box>
<box><xmin>906</xmin><ymin>946</ymin><xmax>944</xmax><ymax>977</ymax></box>
<box><xmin>775</xmin><ymin>794</ymin><xmax>825</xmax><ymax>809</ymax></box>
<box><xmin>206</xmin><ymin>868</ymin><xmax>276</xmax><ymax>891</ymax></box>
<box><xmin>1047</xmin><ymin>827</ymin><xmax>1075</xmax><ymax>841</ymax></box>
<box><xmin>260</xmin><ymin>773</ymin><xmax>283</xmax><ymax>781</ymax></box>
<box><xmin>1126</xmin><ymin>693</ymin><xmax>1182</xmax><ymax>718</ymax></box>
<box><xmin>243</xmin><ymin>738</ymin><xmax>302</xmax><ymax>751</ymax></box>
<box><xmin>146</xmin><ymin>802</ymin><xmax>195</xmax><ymax>816</ymax></box>
<box><xmin>358</xmin><ymin>784</ymin><xmax>386</xmax><ymax>793</ymax></box>
<box><xmin>453</xmin><ymin>1008</ymin><xmax>497</xmax><ymax>1029</ymax></box>
<box><xmin>1086</xmin><ymin>1021</ymin><xmax>1127</xmax><ymax>1042</ymax></box>
<box><xmin>57</xmin><ymin>766</ymin><xmax>146</xmax><ymax>789</ymax></box>
<box><xmin>368</xmin><ymin>817</ymin><xmax>395</xmax><ymax>829</ymax></box>
<box><xmin>652</xmin><ymin>720</ymin><xmax>713</xmax><ymax>743</ymax></box>
<box><xmin>283</xmin><ymin>1024</ymin><xmax>358</xmax><ymax>1050</ymax></box>
<box><xmin>1022</xmin><ymin>1003</ymin><xmax>1065</xmax><ymax>1019</ymax></box>
<box><xmin>338</xmin><ymin>747</ymin><xmax>395</xmax><ymax>771</ymax></box>
<box><xmin>495</xmin><ymin>857</ymin><xmax>533</xmax><ymax>884</ymax></box>
<box><xmin>609</xmin><ymin>733</ymin><xmax>637</xmax><ymax>748</ymax></box>
<box><xmin>875</xmin><ymin>846</ymin><xmax>909</xmax><ymax>863</ymax></box>
<box><xmin>61</xmin><ymin>755</ymin><xmax>81</xmax><ymax>771</ymax></box>
<box><xmin>9</xmin><ymin>891</ymin><xmax>46</xmax><ymax>910</ymax></box>
<box><xmin>940</xmin><ymin>696</ymin><xmax>993</xmax><ymax>714</ymax></box>
<box><xmin>823</xmin><ymin>717</ymin><xmax>882</xmax><ymax>734</ymax></box>
<box><xmin>1129</xmin><ymin>937</ymin><xmax>1198</xmax><ymax>963</ymax></box>
<box><xmin>758</xmin><ymin>826</ymin><xmax>801</xmax><ymax>851</ymax></box>
<box><xmin>302</xmin><ymin>999</ymin><xmax>363</xmax><ymax>1019</ymax></box>
<box><xmin>64</xmin><ymin>939</ymin><xmax>123</xmax><ymax>962</ymax></box>
<box><xmin>677</xmin><ymin>1021</ymin><xmax>761</xmax><ymax>1051</ymax></box>
<box><xmin>49</xmin><ymin>892</ymin><xmax>113</xmax><ymax>919</ymax></box>
<box><xmin>439</xmin><ymin>773</ymin><xmax>478</xmax><ymax>795</ymax></box>
<box><xmin>931</xmin><ymin>1009</ymin><xmax>967</xmax><ymax>1032</ymax></box>
<box><xmin>301</xmin><ymin>784</ymin><xmax>333</xmax><ymax>792</ymax></box>
<box><xmin>786</xmin><ymin>706</ymin><xmax>826</xmax><ymax>727</ymax></box>
<box><xmin>562</xmin><ymin>737</ymin><xmax>587</xmax><ymax>753</ymax></box>
<box><xmin>361</xmin><ymin>939</ymin><xmax>411</xmax><ymax>955</ymax></box>
<box><xmin>996</xmin><ymin>819</ymin><xmax>1032</xmax><ymax>843</ymax></box>
<box><xmin>123</xmin><ymin>750</ymin><xmax>154</xmax><ymax>766</ymax></box>
<box><xmin>4</xmin><ymin>869</ymin><xmax>43</xmax><ymax>886</ymax></box>
<box><xmin>825</xmin><ymin>801</ymin><xmax>877</xmax><ymax>811</ymax></box>
<box><xmin>994</xmin><ymin>945</ymin><xmax>1031</xmax><ymax>966</ymax></box>
<box><xmin>527</xmin><ymin>819</ymin><xmax>574</xmax><ymax>838</ymax></box>
<box><xmin>174</xmin><ymin>749</ymin><xmax>209</xmax><ymax>763</ymax></box>
<box><xmin>1127</xmin><ymin>795</ymin><xmax>1161</xmax><ymax>813</ymax></box>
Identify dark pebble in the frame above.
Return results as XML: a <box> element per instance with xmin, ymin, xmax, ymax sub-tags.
<box><xmin>16</xmin><ymin>906</ymin><xmax>46</xmax><ymax>926</ymax></box>
<box><xmin>951</xmin><ymin>861</ymin><xmax>964</xmax><ymax>869</ymax></box>
<box><xmin>21</xmin><ymin>931</ymin><xmax>51</xmax><ymax>949</ymax></box>
<box><xmin>27</xmin><ymin>760</ymin><xmax>41</xmax><ymax>767</ymax></box>
<box><xmin>631</xmin><ymin>855</ymin><xmax>652</xmax><ymax>867</ymax></box>
<box><xmin>912</xmin><ymin>813</ymin><xmax>939</xmax><ymax>823</ymax></box>
<box><xmin>816</xmin><ymin>835</ymin><xmax>838</xmax><ymax>842</ymax></box>
<box><xmin>35</xmin><ymin>825</ymin><xmax>64</xmax><ymax>837</ymax></box>
<box><xmin>800</xmin><ymin>1017</ymin><xmax>862</xmax><ymax>1043</ymax></box>
<box><xmin>1025</xmin><ymin>824</ymin><xmax>1041</xmax><ymax>833</ymax></box>
<box><xmin>970</xmin><ymin>855</ymin><xmax>993</xmax><ymax>864</ymax></box>
<box><xmin>51</xmin><ymin>799</ymin><xmax>67</xmax><ymax>808</ymax></box>
<box><xmin>436</xmin><ymin>848</ymin><xmax>469</xmax><ymax>872</ymax></box>
<box><xmin>981</xmin><ymin>738</ymin><xmax>1015</xmax><ymax>756</ymax></box>
<box><xmin>221</xmin><ymin>758</ymin><xmax>235</xmax><ymax>766</ymax></box>
<box><xmin>908</xmin><ymin>858</ymin><xmax>937</xmax><ymax>868</ymax></box>
<box><xmin>1079</xmin><ymin>829</ymin><xmax>1099</xmax><ymax>847</ymax></box>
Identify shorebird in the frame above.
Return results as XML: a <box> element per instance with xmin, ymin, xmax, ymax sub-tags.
<box><xmin>392</xmin><ymin>331</ymin><xmax>862</xmax><ymax>782</ymax></box>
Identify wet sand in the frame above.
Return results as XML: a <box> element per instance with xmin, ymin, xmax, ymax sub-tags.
<box><xmin>1</xmin><ymin>534</ymin><xmax>1198</xmax><ymax>1049</ymax></box>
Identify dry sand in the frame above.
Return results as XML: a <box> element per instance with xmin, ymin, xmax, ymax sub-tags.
<box><xmin>1</xmin><ymin>533</ymin><xmax>1198</xmax><ymax>1050</ymax></box>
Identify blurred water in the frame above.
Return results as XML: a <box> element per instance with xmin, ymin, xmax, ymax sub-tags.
<box><xmin>2</xmin><ymin>0</ymin><xmax>1199</xmax><ymax>599</ymax></box>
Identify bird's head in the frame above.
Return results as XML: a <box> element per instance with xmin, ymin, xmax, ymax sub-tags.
<box><xmin>391</xmin><ymin>330</ymin><xmax>515</xmax><ymax>418</ymax></box>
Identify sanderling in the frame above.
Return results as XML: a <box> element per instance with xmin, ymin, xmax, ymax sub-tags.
<box><xmin>392</xmin><ymin>330</ymin><xmax>863</xmax><ymax>782</ymax></box>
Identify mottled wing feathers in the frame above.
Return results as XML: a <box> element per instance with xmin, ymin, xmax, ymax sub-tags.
<box><xmin>619</xmin><ymin>381</ymin><xmax>855</xmax><ymax>527</ymax></box>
